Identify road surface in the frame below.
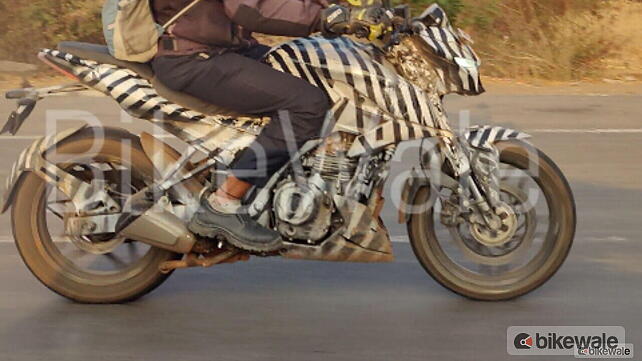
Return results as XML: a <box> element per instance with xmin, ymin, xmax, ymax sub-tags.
<box><xmin>0</xmin><ymin>91</ymin><xmax>640</xmax><ymax>361</ymax></box>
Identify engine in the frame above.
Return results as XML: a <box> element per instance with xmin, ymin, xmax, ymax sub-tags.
<box><xmin>273</xmin><ymin>174</ymin><xmax>333</xmax><ymax>243</ymax></box>
<box><xmin>272</xmin><ymin>132</ymin><xmax>359</xmax><ymax>243</ymax></box>
<box><xmin>306</xmin><ymin>132</ymin><xmax>359</xmax><ymax>186</ymax></box>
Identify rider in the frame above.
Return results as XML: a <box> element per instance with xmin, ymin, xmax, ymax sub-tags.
<box><xmin>151</xmin><ymin>0</ymin><xmax>353</xmax><ymax>251</ymax></box>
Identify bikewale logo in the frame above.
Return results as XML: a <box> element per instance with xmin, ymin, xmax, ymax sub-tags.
<box><xmin>514</xmin><ymin>333</ymin><xmax>533</xmax><ymax>349</ymax></box>
<box><xmin>507</xmin><ymin>326</ymin><xmax>631</xmax><ymax>357</ymax></box>
<box><xmin>515</xmin><ymin>332</ymin><xmax>617</xmax><ymax>350</ymax></box>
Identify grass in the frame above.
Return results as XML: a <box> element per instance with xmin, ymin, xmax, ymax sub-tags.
<box><xmin>0</xmin><ymin>0</ymin><xmax>639</xmax><ymax>82</ymax></box>
<box><xmin>0</xmin><ymin>0</ymin><xmax>103</xmax><ymax>64</ymax></box>
<box><xmin>464</xmin><ymin>0</ymin><xmax>641</xmax><ymax>81</ymax></box>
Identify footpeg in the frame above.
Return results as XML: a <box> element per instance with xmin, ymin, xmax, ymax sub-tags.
<box><xmin>159</xmin><ymin>250</ymin><xmax>249</xmax><ymax>274</ymax></box>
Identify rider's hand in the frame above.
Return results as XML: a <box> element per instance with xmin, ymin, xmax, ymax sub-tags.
<box><xmin>350</xmin><ymin>6</ymin><xmax>393</xmax><ymax>41</ymax></box>
<box><xmin>320</xmin><ymin>4</ymin><xmax>393</xmax><ymax>41</ymax></box>
<box><xmin>320</xmin><ymin>5</ymin><xmax>351</xmax><ymax>37</ymax></box>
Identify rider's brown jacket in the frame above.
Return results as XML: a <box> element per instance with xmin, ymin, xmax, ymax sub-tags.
<box><xmin>152</xmin><ymin>0</ymin><xmax>324</xmax><ymax>54</ymax></box>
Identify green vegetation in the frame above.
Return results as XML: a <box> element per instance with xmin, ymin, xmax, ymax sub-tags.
<box><xmin>0</xmin><ymin>0</ymin><xmax>104</xmax><ymax>63</ymax></box>
<box><xmin>411</xmin><ymin>0</ymin><xmax>640</xmax><ymax>80</ymax></box>
<box><xmin>452</xmin><ymin>0</ymin><xmax>636</xmax><ymax>80</ymax></box>
<box><xmin>0</xmin><ymin>0</ymin><xmax>638</xmax><ymax>81</ymax></box>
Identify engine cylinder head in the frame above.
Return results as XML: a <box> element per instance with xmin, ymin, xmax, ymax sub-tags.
<box><xmin>307</xmin><ymin>132</ymin><xmax>359</xmax><ymax>184</ymax></box>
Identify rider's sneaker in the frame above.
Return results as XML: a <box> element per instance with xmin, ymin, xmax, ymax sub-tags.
<box><xmin>188</xmin><ymin>197</ymin><xmax>282</xmax><ymax>252</ymax></box>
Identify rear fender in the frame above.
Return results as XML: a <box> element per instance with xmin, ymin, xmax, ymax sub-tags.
<box><xmin>1</xmin><ymin>126</ymin><xmax>126</xmax><ymax>213</ymax></box>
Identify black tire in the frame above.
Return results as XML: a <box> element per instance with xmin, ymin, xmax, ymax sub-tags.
<box><xmin>11</xmin><ymin>127</ymin><xmax>181</xmax><ymax>304</ymax></box>
<box><xmin>408</xmin><ymin>140</ymin><xmax>576</xmax><ymax>301</ymax></box>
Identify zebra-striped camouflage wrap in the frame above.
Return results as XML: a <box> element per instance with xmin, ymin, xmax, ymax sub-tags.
<box><xmin>1</xmin><ymin>126</ymin><xmax>120</xmax><ymax>213</ymax></box>
<box><xmin>412</xmin><ymin>3</ymin><xmax>484</xmax><ymax>95</ymax></box>
<box><xmin>419</xmin><ymin>26</ymin><xmax>483</xmax><ymax>95</ymax></box>
<box><xmin>42</xmin><ymin>49</ymin><xmax>264</xmax><ymax>165</ymax></box>
<box><xmin>26</xmin><ymin>28</ymin><xmax>488</xmax><ymax>261</ymax></box>
<box><xmin>464</xmin><ymin>126</ymin><xmax>531</xmax><ymax>150</ymax></box>
<box><xmin>348</xmin><ymin>119</ymin><xmax>454</xmax><ymax>157</ymax></box>
<box><xmin>42</xmin><ymin>32</ymin><xmax>468</xmax><ymax>163</ymax></box>
<box><xmin>266</xmin><ymin>37</ymin><xmax>448</xmax><ymax>142</ymax></box>
<box><xmin>282</xmin><ymin>195</ymin><xmax>393</xmax><ymax>262</ymax></box>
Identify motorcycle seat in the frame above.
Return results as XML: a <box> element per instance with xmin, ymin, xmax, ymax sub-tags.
<box><xmin>57</xmin><ymin>42</ymin><xmax>245</xmax><ymax>118</ymax></box>
<box><xmin>151</xmin><ymin>77</ymin><xmax>243</xmax><ymax>118</ymax></box>
<box><xmin>57</xmin><ymin>42</ymin><xmax>154</xmax><ymax>80</ymax></box>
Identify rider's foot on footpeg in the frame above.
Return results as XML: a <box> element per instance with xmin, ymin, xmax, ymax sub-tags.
<box><xmin>188</xmin><ymin>198</ymin><xmax>282</xmax><ymax>252</ymax></box>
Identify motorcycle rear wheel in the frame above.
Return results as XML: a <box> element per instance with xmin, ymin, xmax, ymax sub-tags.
<box><xmin>408</xmin><ymin>140</ymin><xmax>576</xmax><ymax>301</ymax></box>
<box><xmin>11</xmin><ymin>128</ymin><xmax>181</xmax><ymax>303</ymax></box>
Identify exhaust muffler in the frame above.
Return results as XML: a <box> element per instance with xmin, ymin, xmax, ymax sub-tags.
<box><xmin>119</xmin><ymin>207</ymin><xmax>196</xmax><ymax>254</ymax></box>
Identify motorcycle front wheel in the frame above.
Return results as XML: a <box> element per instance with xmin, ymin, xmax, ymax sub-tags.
<box><xmin>408</xmin><ymin>140</ymin><xmax>576</xmax><ymax>301</ymax></box>
<box><xmin>11</xmin><ymin>128</ymin><xmax>181</xmax><ymax>303</ymax></box>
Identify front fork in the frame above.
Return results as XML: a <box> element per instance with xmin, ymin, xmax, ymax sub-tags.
<box><xmin>427</xmin><ymin>134</ymin><xmax>503</xmax><ymax>230</ymax></box>
<box><xmin>418</xmin><ymin>90</ymin><xmax>504</xmax><ymax>229</ymax></box>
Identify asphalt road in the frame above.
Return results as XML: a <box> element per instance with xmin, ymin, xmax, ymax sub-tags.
<box><xmin>0</xmin><ymin>91</ymin><xmax>641</xmax><ymax>361</ymax></box>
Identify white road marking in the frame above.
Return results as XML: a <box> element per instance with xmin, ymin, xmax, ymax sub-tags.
<box><xmin>584</xmin><ymin>236</ymin><xmax>629</xmax><ymax>242</ymax></box>
<box><xmin>0</xmin><ymin>236</ymin><xmax>411</xmax><ymax>244</ymax></box>
<box><xmin>0</xmin><ymin>237</ymin><xmax>413</xmax><ymax>244</ymax></box>
<box><xmin>391</xmin><ymin>236</ymin><xmax>409</xmax><ymax>243</ymax></box>
<box><xmin>389</xmin><ymin>235</ymin><xmax>631</xmax><ymax>243</ymax></box>
<box><xmin>0</xmin><ymin>134</ymin><xmax>175</xmax><ymax>140</ymax></box>
<box><xmin>527</xmin><ymin>128</ymin><xmax>642</xmax><ymax>134</ymax></box>
<box><xmin>0</xmin><ymin>236</ymin><xmax>630</xmax><ymax>244</ymax></box>
<box><xmin>0</xmin><ymin>238</ymin><xmax>71</xmax><ymax>243</ymax></box>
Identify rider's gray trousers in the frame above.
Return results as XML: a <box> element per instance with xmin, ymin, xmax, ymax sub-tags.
<box><xmin>152</xmin><ymin>44</ymin><xmax>330</xmax><ymax>187</ymax></box>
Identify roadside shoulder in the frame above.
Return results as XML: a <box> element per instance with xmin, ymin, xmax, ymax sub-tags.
<box><xmin>482</xmin><ymin>77</ymin><xmax>642</xmax><ymax>96</ymax></box>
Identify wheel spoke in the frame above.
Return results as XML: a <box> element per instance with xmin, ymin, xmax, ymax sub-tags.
<box><xmin>537</xmin><ymin>214</ymin><xmax>550</xmax><ymax>225</ymax></box>
<box><xmin>517</xmin><ymin>176</ymin><xmax>529</xmax><ymax>191</ymax></box>
<box><xmin>46</xmin><ymin>206</ymin><xmax>64</xmax><ymax>219</ymax></box>
<box><xmin>127</xmin><ymin>242</ymin><xmax>139</xmax><ymax>260</ymax></box>
<box><xmin>104</xmin><ymin>253</ymin><xmax>127</xmax><ymax>268</ymax></box>
<box><xmin>68</xmin><ymin>249</ymin><xmax>90</xmax><ymax>260</ymax></box>
<box><xmin>477</xmin><ymin>263</ymin><xmax>491</xmax><ymax>275</ymax></box>
<box><xmin>478</xmin><ymin>263</ymin><xmax>510</xmax><ymax>276</ymax></box>
<box><xmin>46</xmin><ymin>200</ymin><xmax>70</xmax><ymax>219</ymax></box>
<box><xmin>51</xmin><ymin>235</ymin><xmax>71</xmax><ymax>244</ymax></box>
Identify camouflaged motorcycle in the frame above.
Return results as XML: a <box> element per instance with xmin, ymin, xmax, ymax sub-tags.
<box><xmin>1</xmin><ymin>4</ymin><xmax>575</xmax><ymax>302</ymax></box>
